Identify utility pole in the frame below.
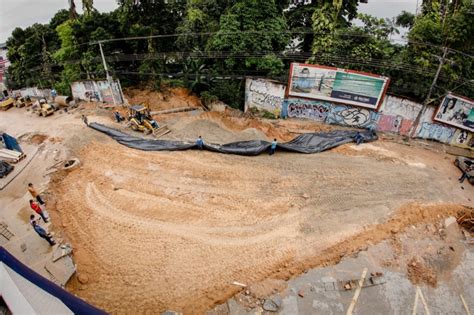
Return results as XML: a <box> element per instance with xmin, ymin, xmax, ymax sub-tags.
<box><xmin>98</xmin><ymin>41</ymin><xmax>117</xmax><ymax>106</ymax></box>
<box><xmin>409</xmin><ymin>46</ymin><xmax>448</xmax><ymax>138</ymax></box>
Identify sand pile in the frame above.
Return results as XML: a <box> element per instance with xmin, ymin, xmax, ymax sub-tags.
<box><xmin>124</xmin><ymin>87</ymin><xmax>202</xmax><ymax>111</ymax></box>
<box><xmin>48</xmin><ymin>134</ymin><xmax>465</xmax><ymax>313</ymax></box>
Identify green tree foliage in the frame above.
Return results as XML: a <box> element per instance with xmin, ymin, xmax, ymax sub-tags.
<box><xmin>4</xmin><ymin>0</ymin><xmax>472</xmax><ymax>105</ymax></box>
<box><xmin>288</xmin><ymin>0</ymin><xmax>359</xmax><ymax>52</ymax></box>
<box><xmin>209</xmin><ymin>0</ymin><xmax>289</xmax><ymax>75</ymax></box>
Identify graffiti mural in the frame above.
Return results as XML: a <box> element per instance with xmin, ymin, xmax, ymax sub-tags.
<box><xmin>282</xmin><ymin>98</ymin><xmax>330</xmax><ymax>121</ymax></box>
<box><xmin>244</xmin><ymin>78</ymin><xmax>285</xmax><ymax>116</ymax></box>
<box><xmin>71</xmin><ymin>80</ymin><xmax>123</xmax><ymax>103</ymax></box>
<box><xmin>326</xmin><ymin>105</ymin><xmax>379</xmax><ymax>129</ymax></box>
<box><xmin>416</xmin><ymin>122</ymin><xmax>456</xmax><ymax>143</ymax></box>
<box><xmin>376</xmin><ymin>96</ymin><xmax>423</xmax><ymax>136</ymax></box>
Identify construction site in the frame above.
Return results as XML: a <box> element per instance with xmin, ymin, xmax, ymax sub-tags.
<box><xmin>0</xmin><ymin>84</ymin><xmax>473</xmax><ymax>314</ymax></box>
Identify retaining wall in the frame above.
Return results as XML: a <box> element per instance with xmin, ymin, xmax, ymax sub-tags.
<box><xmin>245</xmin><ymin>78</ymin><xmax>473</xmax><ymax>150</ymax></box>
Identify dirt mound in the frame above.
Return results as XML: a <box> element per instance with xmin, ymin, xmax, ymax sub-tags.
<box><xmin>407</xmin><ymin>257</ymin><xmax>438</xmax><ymax>286</ymax></box>
<box><xmin>47</xmin><ymin>130</ymin><xmax>466</xmax><ymax>314</ymax></box>
<box><xmin>124</xmin><ymin>87</ymin><xmax>202</xmax><ymax>111</ymax></box>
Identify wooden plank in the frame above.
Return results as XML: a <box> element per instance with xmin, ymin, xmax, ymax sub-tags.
<box><xmin>346</xmin><ymin>267</ymin><xmax>368</xmax><ymax>315</ymax></box>
<box><xmin>412</xmin><ymin>287</ymin><xmax>420</xmax><ymax>315</ymax></box>
<box><xmin>460</xmin><ymin>294</ymin><xmax>471</xmax><ymax>315</ymax></box>
<box><xmin>417</xmin><ymin>286</ymin><xmax>430</xmax><ymax>315</ymax></box>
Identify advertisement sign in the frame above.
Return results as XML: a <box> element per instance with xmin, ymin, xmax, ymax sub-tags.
<box><xmin>287</xmin><ymin>63</ymin><xmax>390</xmax><ymax>109</ymax></box>
<box><xmin>434</xmin><ymin>94</ymin><xmax>474</xmax><ymax>132</ymax></box>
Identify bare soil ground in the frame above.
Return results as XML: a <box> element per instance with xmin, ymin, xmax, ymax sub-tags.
<box><xmin>0</xmin><ymin>101</ymin><xmax>473</xmax><ymax>314</ymax></box>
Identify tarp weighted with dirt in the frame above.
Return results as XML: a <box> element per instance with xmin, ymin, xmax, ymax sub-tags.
<box><xmin>89</xmin><ymin>122</ymin><xmax>377</xmax><ymax>155</ymax></box>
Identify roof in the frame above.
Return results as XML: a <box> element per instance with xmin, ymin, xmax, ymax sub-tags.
<box><xmin>0</xmin><ymin>247</ymin><xmax>105</xmax><ymax>314</ymax></box>
<box><xmin>130</xmin><ymin>105</ymin><xmax>146</xmax><ymax>111</ymax></box>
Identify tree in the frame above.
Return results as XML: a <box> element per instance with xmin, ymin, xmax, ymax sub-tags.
<box><xmin>209</xmin><ymin>0</ymin><xmax>289</xmax><ymax>76</ymax></box>
<box><xmin>287</xmin><ymin>0</ymin><xmax>359</xmax><ymax>52</ymax></box>
<box><xmin>395</xmin><ymin>11</ymin><xmax>415</xmax><ymax>29</ymax></box>
<box><xmin>82</xmin><ymin>0</ymin><xmax>94</xmax><ymax>16</ymax></box>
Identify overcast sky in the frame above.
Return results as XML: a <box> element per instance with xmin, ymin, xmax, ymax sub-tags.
<box><xmin>0</xmin><ymin>0</ymin><xmax>419</xmax><ymax>44</ymax></box>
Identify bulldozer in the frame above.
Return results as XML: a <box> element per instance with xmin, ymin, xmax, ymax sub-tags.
<box><xmin>32</xmin><ymin>98</ymin><xmax>58</xmax><ymax>117</ymax></box>
<box><xmin>127</xmin><ymin>105</ymin><xmax>170</xmax><ymax>137</ymax></box>
<box><xmin>0</xmin><ymin>97</ymin><xmax>14</xmax><ymax>111</ymax></box>
<box><xmin>14</xmin><ymin>95</ymin><xmax>32</xmax><ymax>108</ymax></box>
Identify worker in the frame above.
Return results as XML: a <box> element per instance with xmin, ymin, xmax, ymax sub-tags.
<box><xmin>354</xmin><ymin>132</ymin><xmax>365</xmax><ymax>145</ymax></box>
<box><xmin>31</xmin><ymin>216</ymin><xmax>55</xmax><ymax>246</ymax></box>
<box><xmin>114</xmin><ymin>111</ymin><xmax>124</xmax><ymax>122</ymax></box>
<box><xmin>51</xmin><ymin>89</ymin><xmax>57</xmax><ymax>99</ymax></box>
<box><xmin>28</xmin><ymin>183</ymin><xmax>45</xmax><ymax>205</ymax></box>
<box><xmin>196</xmin><ymin>136</ymin><xmax>204</xmax><ymax>150</ymax></box>
<box><xmin>29</xmin><ymin>200</ymin><xmax>49</xmax><ymax>222</ymax></box>
<box><xmin>269</xmin><ymin>138</ymin><xmax>277</xmax><ymax>155</ymax></box>
<box><xmin>459</xmin><ymin>164</ymin><xmax>473</xmax><ymax>183</ymax></box>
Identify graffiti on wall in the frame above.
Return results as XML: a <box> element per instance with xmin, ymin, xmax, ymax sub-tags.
<box><xmin>71</xmin><ymin>80</ymin><xmax>122</xmax><ymax>103</ymax></box>
<box><xmin>376</xmin><ymin>96</ymin><xmax>423</xmax><ymax>136</ymax></box>
<box><xmin>326</xmin><ymin>105</ymin><xmax>379</xmax><ymax>129</ymax></box>
<box><xmin>417</xmin><ymin>122</ymin><xmax>456</xmax><ymax>143</ymax></box>
<box><xmin>283</xmin><ymin>98</ymin><xmax>330</xmax><ymax>121</ymax></box>
<box><xmin>245</xmin><ymin>78</ymin><xmax>285</xmax><ymax>116</ymax></box>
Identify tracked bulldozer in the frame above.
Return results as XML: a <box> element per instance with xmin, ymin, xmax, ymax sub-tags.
<box><xmin>127</xmin><ymin>105</ymin><xmax>170</xmax><ymax>137</ymax></box>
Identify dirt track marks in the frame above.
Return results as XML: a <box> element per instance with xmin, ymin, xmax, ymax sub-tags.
<box><xmin>51</xmin><ymin>141</ymin><xmax>457</xmax><ymax>313</ymax></box>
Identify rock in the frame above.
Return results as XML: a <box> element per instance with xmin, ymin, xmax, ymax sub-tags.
<box><xmin>444</xmin><ymin>216</ymin><xmax>457</xmax><ymax>228</ymax></box>
<box><xmin>298</xmin><ymin>289</ymin><xmax>305</xmax><ymax>297</ymax></box>
<box><xmin>20</xmin><ymin>243</ymin><xmax>27</xmax><ymax>252</ymax></box>
<box><xmin>263</xmin><ymin>296</ymin><xmax>282</xmax><ymax>312</ymax></box>
<box><xmin>162</xmin><ymin>311</ymin><xmax>183</xmax><ymax>315</ymax></box>
<box><xmin>302</xmin><ymin>193</ymin><xmax>309</xmax><ymax>199</ymax></box>
<box><xmin>77</xmin><ymin>274</ymin><xmax>89</xmax><ymax>284</ymax></box>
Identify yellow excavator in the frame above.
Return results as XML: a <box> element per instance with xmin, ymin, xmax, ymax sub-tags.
<box><xmin>127</xmin><ymin>105</ymin><xmax>170</xmax><ymax>137</ymax></box>
<box><xmin>32</xmin><ymin>98</ymin><xmax>57</xmax><ymax>117</ymax></box>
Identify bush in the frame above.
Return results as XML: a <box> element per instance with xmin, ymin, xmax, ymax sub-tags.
<box><xmin>208</xmin><ymin>79</ymin><xmax>244</xmax><ymax>110</ymax></box>
<box><xmin>200</xmin><ymin>91</ymin><xmax>218</xmax><ymax>106</ymax></box>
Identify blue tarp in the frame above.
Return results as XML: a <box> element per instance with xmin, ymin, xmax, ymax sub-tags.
<box><xmin>89</xmin><ymin>122</ymin><xmax>377</xmax><ymax>155</ymax></box>
<box><xmin>0</xmin><ymin>247</ymin><xmax>105</xmax><ymax>314</ymax></box>
<box><xmin>1</xmin><ymin>133</ymin><xmax>23</xmax><ymax>153</ymax></box>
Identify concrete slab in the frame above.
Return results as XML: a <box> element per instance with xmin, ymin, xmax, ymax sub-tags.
<box><xmin>44</xmin><ymin>255</ymin><xmax>76</xmax><ymax>286</ymax></box>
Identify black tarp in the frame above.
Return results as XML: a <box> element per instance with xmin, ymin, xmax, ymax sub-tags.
<box><xmin>89</xmin><ymin>122</ymin><xmax>377</xmax><ymax>155</ymax></box>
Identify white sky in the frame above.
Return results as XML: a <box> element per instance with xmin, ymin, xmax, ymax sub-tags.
<box><xmin>0</xmin><ymin>0</ymin><xmax>419</xmax><ymax>43</ymax></box>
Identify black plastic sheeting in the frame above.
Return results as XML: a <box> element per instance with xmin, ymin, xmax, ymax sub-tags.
<box><xmin>89</xmin><ymin>122</ymin><xmax>377</xmax><ymax>156</ymax></box>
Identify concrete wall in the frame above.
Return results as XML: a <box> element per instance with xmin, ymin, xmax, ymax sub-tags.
<box><xmin>244</xmin><ymin>78</ymin><xmax>285</xmax><ymax>116</ymax></box>
<box><xmin>245</xmin><ymin>78</ymin><xmax>473</xmax><ymax>150</ymax></box>
<box><xmin>12</xmin><ymin>87</ymin><xmax>51</xmax><ymax>99</ymax></box>
<box><xmin>71</xmin><ymin>80</ymin><xmax>123</xmax><ymax>104</ymax></box>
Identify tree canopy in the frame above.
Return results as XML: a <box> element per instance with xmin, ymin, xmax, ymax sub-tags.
<box><xmin>4</xmin><ymin>0</ymin><xmax>473</xmax><ymax>107</ymax></box>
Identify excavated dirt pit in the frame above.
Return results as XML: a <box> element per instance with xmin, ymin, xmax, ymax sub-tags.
<box><xmin>48</xmin><ymin>133</ymin><xmax>470</xmax><ymax>313</ymax></box>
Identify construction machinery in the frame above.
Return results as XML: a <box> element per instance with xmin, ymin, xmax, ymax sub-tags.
<box><xmin>32</xmin><ymin>98</ymin><xmax>58</xmax><ymax>117</ymax></box>
<box><xmin>0</xmin><ymin>97</ymin><xmax>14</xmax><ymax>111</ymax></box>
<box><xmin>127</xmin><ymin>105</ymin><xmax>170</xmax><ymax>137</ymax></box>
<box><xmin>14</xmin><ymin>96</ymin><xmax>32</xmax><ymax>108</ymax></box>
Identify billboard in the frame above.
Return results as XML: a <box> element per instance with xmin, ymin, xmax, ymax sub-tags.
<box><xmin>287</xmin><ymin>63</ymin><xmax>390</xmax><ymax>110</ymax></box>
<box><xmin>434</xmin><ymin>94</ymin><xmax>474</xmax><ymax>132</ymax></box>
